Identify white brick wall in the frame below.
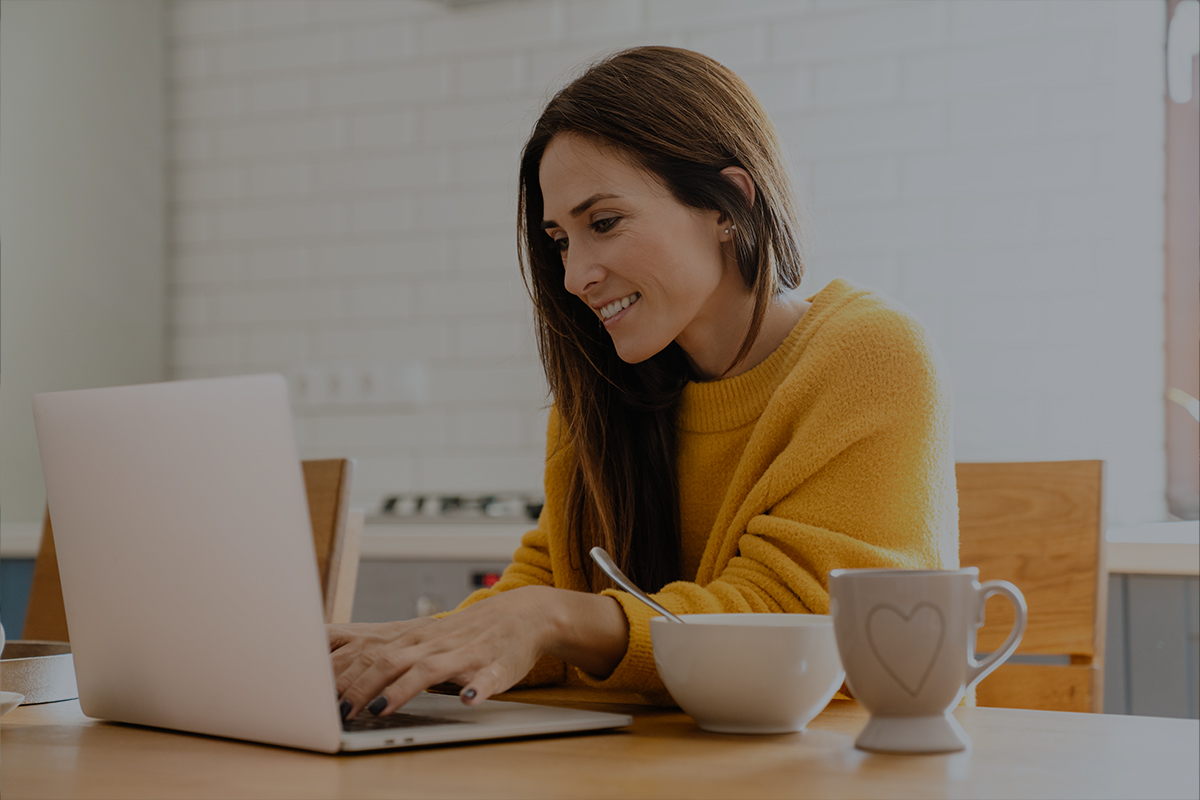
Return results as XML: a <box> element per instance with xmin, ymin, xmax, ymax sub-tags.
<box><xmin>168</xmin><ymin>0</ymin><xmax>1168</xmax><ymax>526</ymax></box>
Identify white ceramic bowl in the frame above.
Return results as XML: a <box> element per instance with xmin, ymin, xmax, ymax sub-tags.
<box><xmin>650</xmin><ymin>614</ymin><xmax>844</xmax><ymax>734</ymax></box>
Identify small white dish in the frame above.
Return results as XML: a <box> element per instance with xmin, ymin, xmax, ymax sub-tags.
<box><xmin>1</xmin><ymin>691</ymin><xmax>26</xmax><ymax>717</ymax></box>
<box><xmin>650</xmin><ymin>614</ymin><xmax>844</xmax><ymax>734</ymax></box>
<box><xmin>0</xmin><ymin>641</ymin><xmax>79</xmax><ymax>704</ymax></box>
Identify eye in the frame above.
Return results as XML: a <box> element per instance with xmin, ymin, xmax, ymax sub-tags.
<box><xmin>591</xmin><ymin>216</ymin><xmax>619</xmax><ymax>233</ymax></box>
<box><xmin>543</xmin><ymin>229</ymin><xmax>568</xmax><ymax>253</ymax></box>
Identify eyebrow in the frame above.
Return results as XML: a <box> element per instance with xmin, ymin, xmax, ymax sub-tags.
<box><xmin>541</xmin><ymin>193</ymin><xmax>621</xmax><ymax>230</ymax></box>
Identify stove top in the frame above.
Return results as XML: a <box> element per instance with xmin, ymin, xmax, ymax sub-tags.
<box><xmin>373</xmin><ymin>494</ymin><xmax>543</xmax><ymax>524</ymax></box>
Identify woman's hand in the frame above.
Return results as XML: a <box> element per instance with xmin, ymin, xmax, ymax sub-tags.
<box><xmin>328</xmin><ymin>585</ymin><xmax>628</xmax><ymax>720</ymax></box>
<box><xmin>327</xmin><ymin>617</ymin><xmax>439</xmax><ymax>683</ymax></box>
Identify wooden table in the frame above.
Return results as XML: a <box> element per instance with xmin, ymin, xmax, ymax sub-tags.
<box><xmin>2</xmin><ymin>692</ymin><xmax>1197</xmax><ymax>800</ymax></box>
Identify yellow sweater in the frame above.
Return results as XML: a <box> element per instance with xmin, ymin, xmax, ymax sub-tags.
<box><xmin>452</xmin><ymin>279</ymin><xmax>957</xmax><ymax>700</ymax></box>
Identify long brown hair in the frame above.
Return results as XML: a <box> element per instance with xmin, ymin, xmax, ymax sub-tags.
<box><xmin>517</xmin><ymin>47</ymin><xmax>805</xmax><ymax>592</ymax></box>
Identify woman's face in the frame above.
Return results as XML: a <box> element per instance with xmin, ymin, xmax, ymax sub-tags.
<box><xmin>538</xmin><ymin>134</ymin><xmax>746</xmax><ymax>369</ymax></box>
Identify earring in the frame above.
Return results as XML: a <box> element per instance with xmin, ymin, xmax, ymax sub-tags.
<box><xmin>724</xmin><ymin>228</ymin><xmax>730</xmax><ymax>235</ymax></box>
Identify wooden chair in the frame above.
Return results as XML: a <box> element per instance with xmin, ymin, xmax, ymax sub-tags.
<box><xmin>957</xmin><ymin>460</ymin><xmax>1106</xmax><ymax>713</ymax></box>
<box><xmin>21</xmin><ymin>459</ymin><xmax>362</xmax><ymax>642</ymax></box>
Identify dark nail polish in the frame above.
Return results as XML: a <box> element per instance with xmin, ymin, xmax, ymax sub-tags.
<box><xmin>339</xmin><ymin>699</ymin><xmax>352</xmax><ymax>721</ymax></box>
<box><xmin>463</xmin><ymin>688</ymin><xmax>477</xmax><ymax>701</ymax></box>
<box><xmin>367</xmin><ymin>696</ymin><xmax>388</xmax><ymax>716</ymax></box>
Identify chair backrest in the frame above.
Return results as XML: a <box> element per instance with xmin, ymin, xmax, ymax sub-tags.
<box><xmin>301</xmin><ymin>459</ymin><xmax>358</xmax><ymax>625</ymax></box>
<box><xmin>21</xmin><ymin>458</ymin><xmax>360</xmax><ymax>642</ymax></box>
<box><xmin>957</xmin><ymin>460</ymin><xmax>1106</xmax><ymax>713</ymax></box>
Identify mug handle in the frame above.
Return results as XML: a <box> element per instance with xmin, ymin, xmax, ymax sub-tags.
<box><xmin>966</xmin><ymin>579</ymin><xmax>1028</xmax><ymax>690</ymax></box>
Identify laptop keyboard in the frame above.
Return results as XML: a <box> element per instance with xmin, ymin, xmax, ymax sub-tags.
<box><xmin>343</xmin><ymin>711</ymin><xmax>469</xmax><ymax>733</ymax></box>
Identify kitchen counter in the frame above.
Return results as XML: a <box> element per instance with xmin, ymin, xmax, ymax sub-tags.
<box><xmin>359</xmin><ymin>520</ymin><xmax>528</xmax><ymax>560</ymax></box>
<box><xmin>358</xmin><ymin>523</ymin><xmax>1198</xmax><ymax>576</ymax></box>
<box><xmin>3</xmin><ymin>520</ymin><xmax>1195</xmax><ymax>574</ymax></box>
<box><xmin>1105</xmin><ymin>521</ymin><xmax>1199</xmax><ymax>576</ymax></box>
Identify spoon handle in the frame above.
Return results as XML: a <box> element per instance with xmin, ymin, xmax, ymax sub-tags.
<box><xmin>589</xmin><ymin>547</ymin><xmax>685</xmax><ymax>623</ymax></box>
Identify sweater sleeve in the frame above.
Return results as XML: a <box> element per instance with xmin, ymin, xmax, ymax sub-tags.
<box><xmin>575</xmin><ymin>299</ymin><xmax>957</xmax><ymax>695</ymax></box>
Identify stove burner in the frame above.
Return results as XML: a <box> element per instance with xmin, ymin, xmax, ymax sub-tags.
<box><xmin>378</xmin><ymin>494</ymin><xmax>543</xmax><ymax>523</ymax></box>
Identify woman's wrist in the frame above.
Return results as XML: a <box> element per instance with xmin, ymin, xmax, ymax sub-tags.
<box><xmin>535</xmin><ymin>586</ymin><xmax>630</xmax><ymax>679</ymax></box>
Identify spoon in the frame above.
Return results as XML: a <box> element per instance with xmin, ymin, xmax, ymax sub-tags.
<box><xmin>589</xmin><ymin>547</ymin><xmax>685</xmax><ymax>623</ymax></box>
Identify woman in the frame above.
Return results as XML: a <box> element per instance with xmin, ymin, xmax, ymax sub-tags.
<box><xmin>331</xmin><ymin>46</ymin><xmax>956</xmax><ymax>720</ymax></box>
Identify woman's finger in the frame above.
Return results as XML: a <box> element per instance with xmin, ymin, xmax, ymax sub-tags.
<box><xmin>334</xmin><ymin>650</ymin><xmax>377</xmax><ymax>698</ymax></box>
<box><xmin>333</xmin><ymin>588</ymin><xmax>554</xmax><ymax>718</ymax></box>
<box><xmin>337</xmin><ymin>629</ymin><xmax>442</xmax><ymax>707</ymax></box>
<box><xmin>332</xmin><ymin>634</ymin><xmax>387</xmax><ymax>685</ymax></box>
<box><xmin>338</xmin><ymin>627</ymin><xmax>468</xmax><ymax>716</ymax></box>
<box><xmin>330</xmin><ymin>618</ymin><xmax>437</xmax><ymax>686</ymax></box>
<box><xmin>459</xmin><ymin>662</ymin><xmax>513</xmax><ymax>706</ymax></box>
<box><xmin>346</xmin><ymin>650</ymin><xmax>465</xmax><ymax>718</ymax></box>
<box><xmin>374</xmin><ymin>649</ymin><xmax>526</xmax><ymax>716</ymax></box>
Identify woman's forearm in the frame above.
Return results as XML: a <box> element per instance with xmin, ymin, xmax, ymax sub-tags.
<box><xmin>540</xmin><ymin>587</ymin><xmax>630</xmax><ymax>679</ymax></box>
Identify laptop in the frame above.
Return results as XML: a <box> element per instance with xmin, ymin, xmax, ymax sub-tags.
<box><xmin>32</xmin><ymin>373</ymin><xmax>631</xmax><ymax>753</ymax></box>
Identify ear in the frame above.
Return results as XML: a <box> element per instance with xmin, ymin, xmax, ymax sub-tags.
<box><xmin>719</xmin><ymin>166</ymin><xmax>756</xmax><ymax>212</ymax></box>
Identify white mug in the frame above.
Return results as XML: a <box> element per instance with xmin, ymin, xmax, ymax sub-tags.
<box><xmin>828</xmin><ymin>567</ymin><xmax>1027</xmax><ymax>753</ymax></box>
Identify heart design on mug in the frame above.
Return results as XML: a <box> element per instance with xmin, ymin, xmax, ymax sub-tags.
<box><xmin>865</xmin><ymin>603</ymin><xmax>945</xmax><ymax>698</ymax></box>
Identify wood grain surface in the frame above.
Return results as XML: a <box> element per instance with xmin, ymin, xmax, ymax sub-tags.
<box><xmin>20</xmin><ymin>511</ymin><xmax>70</xmax><ymax>642</ymax></box>
<box><xmin>2</xmin><ymin>695</ymin><xmax>1196</xmax><ymax>800</ymax></box>
<box><xmin>958</xmin><ymin>460</ymin><xmax>1107</xmax><ymax>712</ymax></box>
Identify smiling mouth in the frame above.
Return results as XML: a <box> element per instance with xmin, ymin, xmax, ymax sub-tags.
<box><xmin>599</xmin><ymin>293</ymin><xmax>641</xmax><ymax>320</ymax></box>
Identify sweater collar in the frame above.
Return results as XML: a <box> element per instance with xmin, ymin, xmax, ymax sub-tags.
<box><xmin>676</xmin><ymin>278</ymin><xmax>856</xmax><ymax>433</ymax></box>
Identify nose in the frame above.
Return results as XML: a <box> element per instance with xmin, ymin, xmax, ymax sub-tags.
<box><xmin>561</xmin><ymin>243</ymin><xmax>605</xmax><ymax>300</ymax></box>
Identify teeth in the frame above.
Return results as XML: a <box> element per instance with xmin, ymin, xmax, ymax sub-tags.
<box><xmin>600</xmin><ymin>293</ymin><xmax>640</xmax><ymax>320</ymax></box>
